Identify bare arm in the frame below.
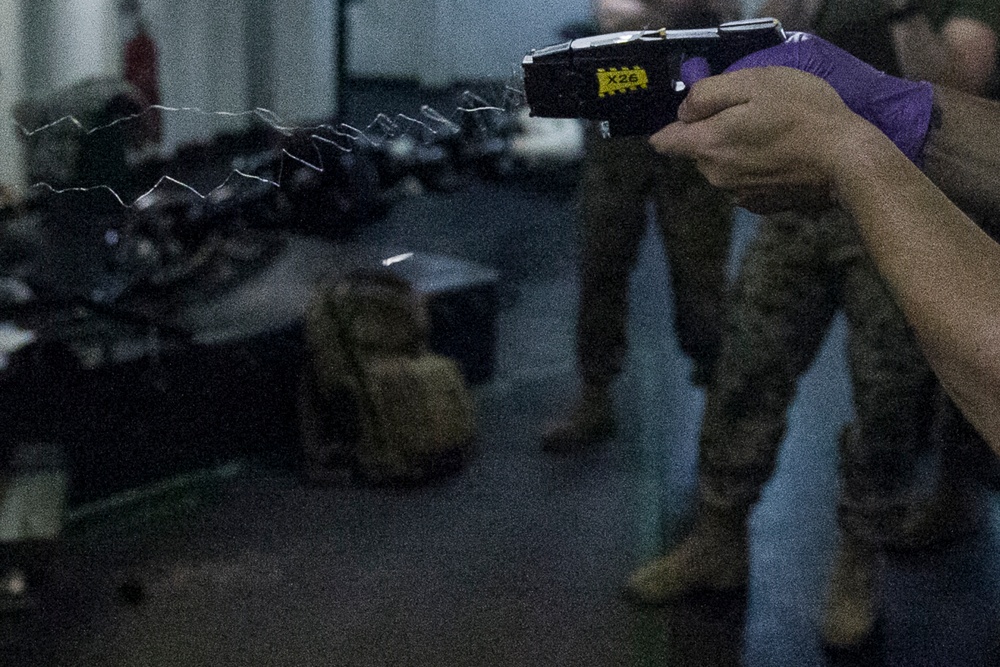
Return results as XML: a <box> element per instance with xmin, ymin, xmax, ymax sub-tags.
<box><xmin>922</xmin><ymin>85</ymin><xmax>1000</xmax><ymax>224</ymax></box>
<box><xmin>833</xmin><ymin>125</ymin><xmax>1000</xmax><ymax>454</ymax></box>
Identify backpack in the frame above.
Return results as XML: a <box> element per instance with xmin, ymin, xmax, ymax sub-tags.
<box><xmin>299</xmin><ymin>268</ymin><xmax>476</xmax><ymax>485</ymax></box>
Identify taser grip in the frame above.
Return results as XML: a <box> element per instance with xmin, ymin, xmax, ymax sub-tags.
<box><xmin>521</xmin><ymin>18</ymin><xmax>786</xmax><ymax>137</ymax></box>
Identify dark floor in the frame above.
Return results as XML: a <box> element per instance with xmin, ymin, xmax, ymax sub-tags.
<box><xmin>4</xmin><ymin>85</ymin><xmax>1000</xmax><ymax>666</ymax></box>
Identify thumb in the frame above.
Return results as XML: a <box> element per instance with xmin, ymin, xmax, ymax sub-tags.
<box><xmin>676</xmin><ymin>71</ymin><xmax>751</xmax><ymax>123</ymax></box>
<box><xmin>649</xmin><ymin>119</ymin><xmax>701</xmax><ymax>157</ymax></box>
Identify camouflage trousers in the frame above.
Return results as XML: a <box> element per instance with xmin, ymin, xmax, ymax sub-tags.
<box><xmin>698</xmin><ymin>209</ymin><xmax>940</xmax><ymax>544</ymax></box>
<box><xmin>576</xmin><ymin>133</ymin><xmax>733</xmax><ymax>386</ymax></box>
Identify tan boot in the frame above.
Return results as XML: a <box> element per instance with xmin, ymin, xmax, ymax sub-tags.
<box><xmin>820</xmin><ymin>536</ymin><xmax>881</xmax><ymax>650</ymax></box>
<box><xmin>624</xmin><ymin>504</ymin><xmax>749</xmax><ymax>604</ymax></box>
<box><xmin>541</xmin><ymin>384</ymin><xmax>615</xmax><ymax>452</ymax></box>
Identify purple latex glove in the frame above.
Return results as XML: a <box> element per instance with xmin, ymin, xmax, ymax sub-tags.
<box><xmin>681</xmin><ymin>33</ymin><xmax>934</xmax><ymax>166</ymax></box>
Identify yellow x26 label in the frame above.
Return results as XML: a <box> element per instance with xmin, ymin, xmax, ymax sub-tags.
<box><xmin>596</xmin><ymin>66</ymin><xmax>649</xmax><ymax>97</ymax></box>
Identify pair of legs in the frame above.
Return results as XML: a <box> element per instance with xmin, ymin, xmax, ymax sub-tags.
<box><xmin>543</xmin><ymin>132</ymin><xmax>733</xmax><ymax>449</ymax></box>
<box><xmin>627</xmin><ymin>209</ymin><xmax>968</xmax><ymax>647</ymax></box>
<box><xmin>700</xmin><ymin>209</ymin><xmax>937</xmax><ymax>537</ymax></box>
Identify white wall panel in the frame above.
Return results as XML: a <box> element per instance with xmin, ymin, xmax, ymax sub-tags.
<box><xmin>207</xmin><ymin>0</ymin><xmax>250</xmax><ymax>133</ymax></box>
<box><xmin>347</xmin><ymin>0</ymin><xmax>437</xmax><ymax>80</ymax></box>
<box><xmin>141</xmin><ymin>0</ymin><xmax>252</xmax><ymax>150</ymax></box>
<box><xmin>271</xmin><ymin>0</ymin><xmax>337</xmax><ymax>122</ymax></box>
<box><xmin>49</xmin><ymin>0</ymin><xmax>120</xmax><ymax>89</ymax></box>
<box><xmin>0</xmin><ymin>0</ymin><xmax>25</xmax><ymax>191</ymax></box>
<box><xmin>348</xmin><ymin>0</ymin><xmax>588</xmax><ymax>86</ymax></box>
<box><xmin>146</xmin><ymin>0</ymin><xmax>213</xmax><ymax>150</ymax></box>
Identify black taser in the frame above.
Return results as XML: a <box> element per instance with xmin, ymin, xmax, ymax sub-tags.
<box><xmin>521</xmin><ymin>18</ymin><xmax>787</xmax><ymax>137</ymax></box>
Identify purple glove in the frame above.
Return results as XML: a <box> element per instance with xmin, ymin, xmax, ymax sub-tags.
<box><xmin>681</xmin><ymin>33</ymin><xmax>934</xmax><ymax>166</ymax></box>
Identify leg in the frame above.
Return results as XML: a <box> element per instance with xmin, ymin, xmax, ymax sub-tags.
<box><xmin>698</xmin><ymin>212</ymin><xmax>838</xmax><ymax>511</ymax></box>
<box><xmin>825</xmin><ymin>215</ymin><xmax>939</xmax><ymax>649</ymax></box>
<box><xmin>627</xmin><ymin>211</ymin><xmax>840</xmax><ymax>602</ymax></box>
<box><xmin>543</xmin><ymin>134</ymin><xmax>654</xmax><ymax>451</ymax></box>
<box><xmin>574</xmin><ymin>135</ymin><xmax>654</xmax><ymax>387</ymax></box>
<box><xmin>838</xmin><ymin>233</ymin><xmax>939</xmax><ymax>549</ymax></box>
<box><xmin>910</xmin><ymin>393</ymin><xmax>994</xmax><ymax>548</ymax></box>
<box><xmin>651</xmin><ymin>155</ymin><xmax>734</xmax><ymax>385</ymax></box>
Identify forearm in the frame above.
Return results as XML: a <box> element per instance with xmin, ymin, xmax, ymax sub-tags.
<box><xmin>922</xmin><ymin>85</ymin><xmax>1000</xmax><ymax>225</ymax></box>
<box><xmin>833</xmin><ymin>125</ymin><xmax>1000</xmax><ymax>453</ymax></box>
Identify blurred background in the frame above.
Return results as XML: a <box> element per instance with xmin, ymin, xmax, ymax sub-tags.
<box><xmin>0</xmin><ymin>1</ymin><xmax>997</xmax><ymax>666</ymax></box>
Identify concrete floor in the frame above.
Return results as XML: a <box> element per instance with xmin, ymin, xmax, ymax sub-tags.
<box><xmin>2</xmin><ymin>81</ymin><xmax>999</xmax><ymax>664</ymax></box>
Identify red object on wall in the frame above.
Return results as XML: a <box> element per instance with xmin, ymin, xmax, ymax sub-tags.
<box><xmin>123</xmin><ymin>24</ymin><xmax>162</xmax><ymax>144</ymax></box>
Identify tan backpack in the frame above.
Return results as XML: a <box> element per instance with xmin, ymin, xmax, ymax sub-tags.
<box><xmin>299</xmin><ymin>268</ymin><xmax>476</xmax><ymax>485</ymax></box>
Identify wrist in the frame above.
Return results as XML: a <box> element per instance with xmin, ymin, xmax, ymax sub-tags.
<box><xmin>829</xmin><ymin>119</ymin><xmax>888</xmax><ymax>199</ymax></box>
<box><xmin>831</xmin><ymin>125</ymin><xmax>911</xmax><ymax>224</ymax></box>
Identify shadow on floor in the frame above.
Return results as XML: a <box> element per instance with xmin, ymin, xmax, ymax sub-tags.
<box><xmin>4</xmin><ymin>166</ymin><xmax>1000</xmax><ymax>667</ymax></box>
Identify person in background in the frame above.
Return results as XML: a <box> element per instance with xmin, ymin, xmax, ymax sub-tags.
<box><xmin>624</xmin><ymin>0</ymin><xmax>1000</xmax><ymax>650</ymax></box>
<box><xmin>653</xmin><ymin>24</ymin><xmax>1000</xmax><ymax>480</ymax></box>
<box><xmin>541</xmin><ymin>0</ymin><xmax>740</xmax><ymax>452</ymax></box>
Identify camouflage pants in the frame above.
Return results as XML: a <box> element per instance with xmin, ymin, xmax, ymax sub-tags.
<box><xmin>698</xmin><ymin>209</ymin><xmax>940</xmax><ymax>544</ymax></box>
<box><xmin>576</xmin><ymin>132</ymin><xmax>733</xmax><ymax>385</ymax></box>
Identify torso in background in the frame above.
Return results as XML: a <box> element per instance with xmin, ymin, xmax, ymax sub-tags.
<box><xmin>594</xmin><ymin>0</ymin><xmax>742</xmax><ymax>32</ymax></box>
<box><xmin>811</xmin><ymin>0</ymin><xmax>1000</xmax><ymax>96</ymax></box>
